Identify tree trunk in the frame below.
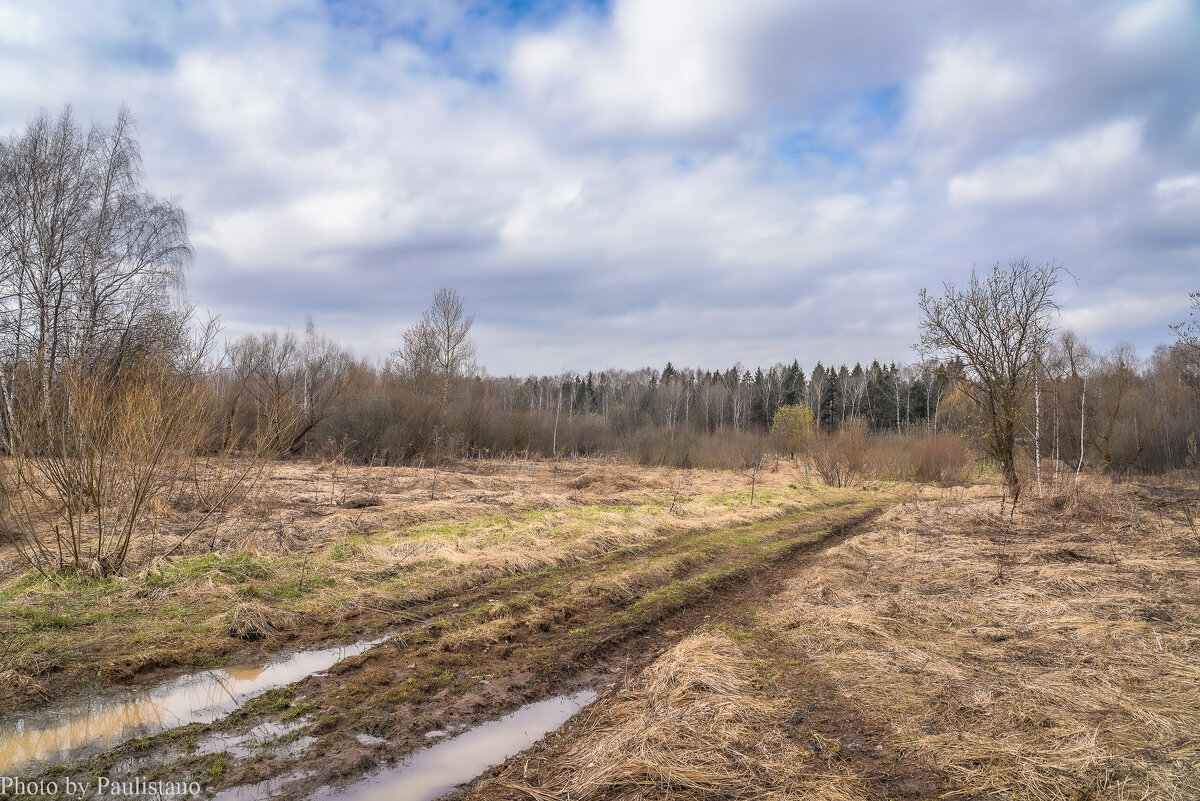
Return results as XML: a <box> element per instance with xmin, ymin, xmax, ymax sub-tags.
<box><xmin>1034</xmin><ymin>357</ymin><xmax>1043</xmax><ymax>498</ymax></box>
<box><xmin>1075</xmin><ymin>375</ymin><xmax>1086</xmax><ymax>486</ymax></box>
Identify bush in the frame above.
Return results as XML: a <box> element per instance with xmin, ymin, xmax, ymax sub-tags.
<box><xmin>630</xmin><ymin>427</ymin><xmax>765</xmax><ymax>470</ymax></box>
<box><xmin>771</xmin><ymin>405</ymin><xmax>813</xmax><ymax>459</ymax></box>
<box><xmin>809</xmin><ymin>424</ymin><xmax>970</xmax><ymax>487</ymax></box>
<box><xmin>908</xmin><ymin>432</ymin><xmax>971</xmax><ymax>484</ymax></box>
<box><xmin>811</xmin><ymin>419</ymin><xmax>870</xmax><ymax>487</ymax></box>
<box><xmin>0</xmin><ymin>346</ymin><xmax>270</xmax><ymax>577</ymax></box>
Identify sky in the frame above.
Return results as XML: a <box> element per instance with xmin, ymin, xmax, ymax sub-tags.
<box><xmin>1</xmin><ymin>0</ymin><xmax>1198</xmax><ymax>376</ymax></box>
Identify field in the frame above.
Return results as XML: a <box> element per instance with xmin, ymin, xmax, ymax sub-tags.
<box><xmin>1</xmin><ymin>459</ymin><xmax>1197</xmax><ymax>800</ymax></box>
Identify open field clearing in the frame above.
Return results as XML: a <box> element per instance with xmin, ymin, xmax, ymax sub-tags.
<box><xmin>467</xmin><ymin>478</ymin><xmax>1200</xmax><ymax>801</ymax></box>
<box><xmin>0</xmin><ymin>458</ymin><xmax>890</xmax><ymax>798</ymax></box>
<box><xmin>3</xmin><ymin>13</ymin><xmax>1199</xmax><ymax>801</ymax></box>
<box><xmin>2</xmin><ymin>460</ymin><xmax>1197</xmax><ymax>800</ymax></box>
<box><xmin>0</xmin><ymin>458</ymin><xmax>855</xmax><ymax>713</ymax></box>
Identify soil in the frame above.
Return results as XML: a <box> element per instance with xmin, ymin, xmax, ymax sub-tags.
<box><xmin>456</xmin><ymin>509</ymin><xmax>979</xmax><ymax>801</ymax></box>
<box><xmin>21</xmin><ymin>498</ymin><xmax>933</xmax><ymax>800</ymax></box>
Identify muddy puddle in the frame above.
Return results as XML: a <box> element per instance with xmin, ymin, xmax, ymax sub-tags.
<box><xmin>317</xmin><ymin>690</ymin><xmax>597</xmax><ymax>801</ymax></box>
<box><xmin>0</xmin><ymin>636</ymin><xmax>388</xmax><ymax>772</ymax></box>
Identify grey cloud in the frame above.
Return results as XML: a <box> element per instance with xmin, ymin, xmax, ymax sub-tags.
<box><xmin>3</xmin><ymin>0</ymin><xmax>1196</xmax><ymax>377</ymax></box>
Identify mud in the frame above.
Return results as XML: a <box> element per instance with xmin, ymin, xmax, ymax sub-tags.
<box><xmin>20</xmin><ymin>501</ymin><xmax>895</xmax><ymax>800</ymax></box>
<box><xmin>319</xmin><ymin>691</ymin><xmax>595</xmax><ymax>801</ymax></box>
<box><xmin>0</xmin><ymin>638</ymin><xmax>387</xmax><ymax>772</ymax></box>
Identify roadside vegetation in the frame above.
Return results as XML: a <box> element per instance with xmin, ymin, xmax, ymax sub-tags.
<box><xmin>768</xmin><ymin>479</ymin><xmax>1200</xmax><ymax>800</ymax></box>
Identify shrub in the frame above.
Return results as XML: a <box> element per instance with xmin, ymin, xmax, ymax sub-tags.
<box><xmin>811</xmin><ymin>418</ymin><xmax>870</xmax><ymax>487</ymax></box>
<box><xmin>630</xmin><ymin>427</ymin><xmax>765</xmax><ymax>470</ymax></box>
<box><xmin>770</xmin><ymin>405</ymin><xmax>813</xmax><ymax>459</ymax></box>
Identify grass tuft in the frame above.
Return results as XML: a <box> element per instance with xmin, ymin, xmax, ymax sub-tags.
<box><xmin>223</xmin><ymin>602</ymin><xmax>293</xmax><ymax>641</ymax></box>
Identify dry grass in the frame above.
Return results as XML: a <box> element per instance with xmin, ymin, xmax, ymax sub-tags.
<box><xmin>223</xmin><ymin>602</ymin><xmax>295</xmax><ymax>641</ymax></box>
<box><xmin>497</xmin><ymin>633</ymin><xmax>869</xmax><ymax>801</ymax></box>
<box><xmin>161</xmin><ymin>457</ymin><xmax>824</xmax><ymax>562</ymax></box>
<box><xmin>0</xmin><ymin>458</ymin><xmax>834</xmax><ymax>592</ymax></box>
<box><xmin>211</xmin><ymin>458</ymin><xmax>844</xmax><ymax>594</ymax></box>
<box><xmin>767</xmin><ymin>478</ymin><xmax>1200</xmax><ymax>800</ymax></box>
<box><xmin>0</xmin><ymin>457</ymin><xmax>857</xmax><ymax>707</ymax></box>
<box><xmin>0</xmin><ymin>668</ymin><xmax>50</xmax><ymax>708</ymax></box>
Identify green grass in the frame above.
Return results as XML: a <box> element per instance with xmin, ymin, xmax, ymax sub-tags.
<box><xmin>204</xmin><ymin>752</ymin><xmax>229</xmax><ymax>781</ymax></box>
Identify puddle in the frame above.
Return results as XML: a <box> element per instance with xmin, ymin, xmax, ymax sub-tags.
<box><xmin>0</xmin><ymin>636</ymin><xmax>388</xmax><ymax>772</ymax></box>
<box><xmin>196</xmin><ymin>719</ymin><xmax>310</xmax><ymax>758</ymax></box>
<box><xmin>210</xmin><ymin>770</ymin><xmax>315</xmax><ymax>801</ymax></box>
<box><xmin>319</xmin><ymin>690</ymin><xmax>597</xmax><ymax>801</ymax></box>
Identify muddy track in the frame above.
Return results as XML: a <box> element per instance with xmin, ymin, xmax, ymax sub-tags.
<box><xmin>28</xmin><ymin>500</ymin><xmax>890</xmax><ymax>800</ymax></box>
<box><xmin>11</xmin><ymin>498</ymin><xmax>855</xmax><ymax>712</ymax></box>
<box><xmin>463</xmin><ymin>508</ymin><xmax>983</xmax><ymax>801</ymax></box>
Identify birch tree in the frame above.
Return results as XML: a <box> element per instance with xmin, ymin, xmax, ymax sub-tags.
<box><xmin>0</xmin><ymin>106</ymin><xmax>190</xmax><ymax>448</ymax></box>
<box><xmin>393</xmin><ymin>287</ymin><xmax>476</xmax><ymax>398</ymax></box>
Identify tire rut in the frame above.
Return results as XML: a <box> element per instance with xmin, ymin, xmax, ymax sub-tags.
<box><xmin>33</xmin><ymin>501</ymin><xmax>891</xmax><ymax>800</ymax></box>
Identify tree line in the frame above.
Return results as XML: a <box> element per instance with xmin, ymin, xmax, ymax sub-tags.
<box><xmin>197</xmin><ymin>265</ymin><xmax>1197</xmax><ymax>491</ymax></box>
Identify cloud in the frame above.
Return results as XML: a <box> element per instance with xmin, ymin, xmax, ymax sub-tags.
<box><xmin>946</xmin><ymin>120</ymin><xmax>1146</xmax><ymax>208</ymax></box>
<box><xmin>1</xmin><ymin>0</ymin><xmax>1197</xmax><ymax>375</ymax></box>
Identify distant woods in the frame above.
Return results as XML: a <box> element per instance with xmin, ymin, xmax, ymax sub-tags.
<box><xmin>216</xmin><ymin>268</ymin><xmax>1200</xmax><ymax>483</ymax></box>
<box><xmin>236</xmin><ymin>324</ymin><xmax>1197</xmax><ymax>479</ymax></box>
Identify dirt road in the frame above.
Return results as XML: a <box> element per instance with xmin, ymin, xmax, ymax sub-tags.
<box><xmin>18</xmin><ymin>496</ymin><xmax>890</xmax><ymax>800</ymax></box>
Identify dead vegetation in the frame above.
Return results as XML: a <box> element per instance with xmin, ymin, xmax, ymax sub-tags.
<box><xmin>457</xmin><ymin>476</ymin><xmax>1198</xmax><ymax>801</ymax></box>
<box><xmin>9</xmin><ymin>452</ymin><xmax>1195</xmax><ymax>801</ymax></box>
<box><xmin>223</xmin><ymin>602</ymin><xmax>295</xmax><ymax>641</ymax></box>
<box><xmin>768</xmin><ymin>478</ymin><xmax>1200</xmax><ymax>800</ymax></box>
<box><xmin>0</xmin><ymin>457</ymin><xmax>847</xmax><ymax>712</ymax></box>
<box><xmin>487</xmin><ymin>633</ymin><xmax>870</xmax><ymax>801</ymax></box>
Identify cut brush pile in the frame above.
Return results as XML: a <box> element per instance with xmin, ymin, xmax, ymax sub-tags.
<box><xmin>769</xmin><ymin>479</ymin><xmax>1200</xmax><ymax>800</ymax></box>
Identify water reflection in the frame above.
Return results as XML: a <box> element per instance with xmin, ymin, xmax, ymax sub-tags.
<box><xmin>320</xmin><ymin>690</ymin><xmax>596</xmax><ymax>801</ymax></box>
<box><xmin>0</xmin><ymin>636</ymin><xmax>387</xmax><ymax>772</ymax></box>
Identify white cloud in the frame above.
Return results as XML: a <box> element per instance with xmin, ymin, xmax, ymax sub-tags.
<box><xmin>1108</xmin><ymin>0</ymin><xmax>1194</xmax><ymax>49</ymax></box>
<box><xmin>1061</xmin><ymin>293</ymin><xmax>1181</xmax><ymax>339</ymax></box>
<box><xmin>509</xmin><ymin>2</ymin><xmax>749</xmax><ymax>137</ymax></box>
<box><xmin>946</xmin><ymin>119</ymin><xmax>1145</xmax><ymax>207</ymax></box>
<box><xmin>907</xmin><ymin>41</ymin><xmax>1038</xmax><ymax>176</ymax></box>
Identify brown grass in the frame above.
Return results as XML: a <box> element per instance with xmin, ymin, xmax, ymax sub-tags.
<box><xmin>494</xmin><ymin>632</ymin><xmax>869</xmax><ymax>801</ymax></box>
<box><xmin>808</xmin><ymin>428</ymin><xmax>973</xmax><ymax>488</ymax></box>
<box><xmin>766</xmin><ymin>479</ymin><xmax>1200</xmax><ymax>800</ymax></box>
<box><xmin>0</xmin><ymin>668</ymin><xmax>50</xmax><ymax>708</ymax></box>
<box><xmin>0</xmin><ymin>457</ymin><xmax>832</xmax><ymax>584</ymax></box>
<box><xmin>223</xmin><ymin>602</ymin><xmax>294</xmax><ymax>641</ymax></box>
<box><xmin>0</xmin><ymin>457</ymin><xmax>860</xmax><ymax>710</ymax></box>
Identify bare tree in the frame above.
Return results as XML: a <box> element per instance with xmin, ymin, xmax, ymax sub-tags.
<box><xmin>393</xmin><ymin>287</ymin><xmax>476</xmax><ymax>397</ymax></box>
<box><xmin>1087</xmin><ymin>344</ymin><xmax>1161</xmax><ymax>476</ymax></box>
<box><xmin>0</xmin><ymin>106</ymin><xmax>190</xmax><ymax>448</ymax></box>
<box><xmin>1171</xmin><ymin>291</ymin><xmax>1200</xmax><ymax>399</ymax></box>
<box><xmin>917</xmin><ymin>259</ymin><xmax>1063</xmax><ymax>502</ymax></box>
<box><xmin>223</xmin><ymin>321</ymin><xmax>355</xmax><ymax>454</ymax></box>
<box><xmin>388</xmin><ymin>288</ymin><xmax>477</xmax><ymax>461</ymax></box>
